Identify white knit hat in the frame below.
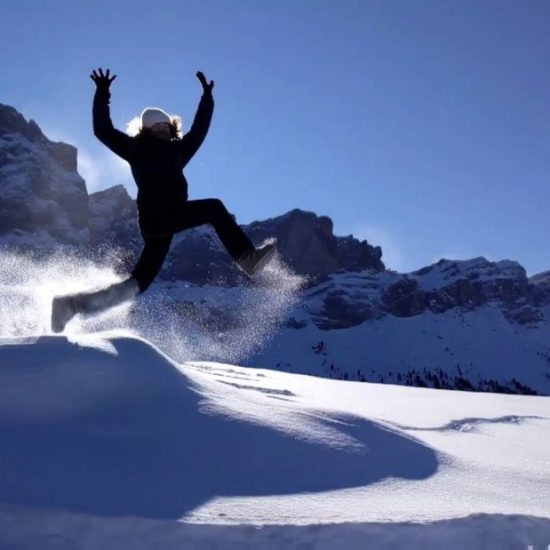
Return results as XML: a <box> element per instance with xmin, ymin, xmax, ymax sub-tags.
<box><xmin>141</xmin><ymin>107</ymin><xmax>171</xmax><ymax>129</ymax></box>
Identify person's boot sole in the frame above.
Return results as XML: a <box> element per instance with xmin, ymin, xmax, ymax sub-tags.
<box><xmin>251</xmin><ymin>244</ymin><xmax>276</xmax><ymax>275</ymax></box>
<box><xmin>51</xmin><ymin>296</ymin><xmax>77</xmax><ymax>333</ymax></box>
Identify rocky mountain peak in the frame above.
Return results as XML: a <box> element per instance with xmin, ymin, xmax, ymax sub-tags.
<box><xmin>246</xmin><ymin>208</ymin><xmax>384</xmax><ymax>279</ymax></box>
<box><xmin>0</xmin><ymin>104</ymin><xmax>88</xmax><ymax>244</ymax></box>
<box><xmin>0</xmin><ymin>103</ymin><xmax>78</xmax><ymax>172</ymax></box>
<box><xmin>0</xmin><ymin>104</ymin><xmax>46</xmax><ymax>143</ymax></box>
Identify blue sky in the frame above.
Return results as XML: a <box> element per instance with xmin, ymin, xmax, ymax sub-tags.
<box><xmin>1</xmin><ymin>0</ymin><xmax>549</xmax><ymax>274</ymax></box>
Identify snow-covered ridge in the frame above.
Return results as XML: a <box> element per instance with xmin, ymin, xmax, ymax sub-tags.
<box><xmin>304</xmin><ymin>255</ymin><xmax>543</xmax><ymax>329</ymax></box>
<box><xmin>411</xmin><ymin>257</ymin><xmax>526</xmax><ymax>290</ymax></box>
<box><xmin>530</xmin><ymin>269</ymin><xmax>550</xmax><ymax>286</ymax></box>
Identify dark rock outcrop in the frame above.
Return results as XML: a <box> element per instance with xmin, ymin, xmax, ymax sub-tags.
<box><xmin>337</xmin><ymin>235</ymin><xmax>383</xmax><ymax>273</ymax></box>
<box><xmin>382</xmin><ymin>277</ymin><xmax>425</xmax><ymax>317</ymax></box>
<box><xmin>246</xmin><ymin>209</ymin><xmax>385</xmax><ymax>280</ymax></box>
<box><xmin>317</xmin><ymin>288</ymin><xmax>377</xmax><ymax>329</ymax></box>
<box><xmin>89</xmin><ymin>185</ymin><xmax>140</xmax><ymax>248</ymax></box>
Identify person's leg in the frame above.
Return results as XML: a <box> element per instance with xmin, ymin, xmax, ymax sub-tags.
<box><xmin>71</xmin><ymin>277</ymin><xmax>140</xmax><ymax>315</ymax></box>
<box><xmin>171</xmin><ymin>198</ymin><xmax>253</xmax><ymax>260</ymax></box>
<box><xmin>51</xmin><ymin>237</ymin><xmax>172</xmax><ymax>332</ymax></box>
<box><xmin>131</xmin><ymin>236</ymin><xmax>173</xmax><ymax>293</ymax></box>
<box><xmin>51</xmin><ymin>277</ymin><xmax>140</xmax><ymax>333</ymax></box>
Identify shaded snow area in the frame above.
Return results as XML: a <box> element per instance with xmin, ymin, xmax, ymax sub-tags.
<box><xmin>0</xmin><ymin>335</ymin><xmax>549</xmax><ymax>549</ymax></box>
<box><xmin>253</xmin><ymin>266</ymin><xmax>550</xmax><ymax>395</ymax></box>
<box><xmin>251</xmin><ymin>305</ymin><xmax>550</xmax><ymax>394</ymax></box>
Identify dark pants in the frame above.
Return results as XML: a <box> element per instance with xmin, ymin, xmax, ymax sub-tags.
<box><xmin>131</xmin><ymin>198</ymin><xmax>253</xmax><ymax>292</ymax></box>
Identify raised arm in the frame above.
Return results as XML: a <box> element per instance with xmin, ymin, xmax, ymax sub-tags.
<box><xmin>90</xmin><ymin>68</ymin><xmax>134</xmax><ymax>162</ymax></box>
<box><xmin>179</xmin><ymin>71</ymin><xmax>215</xmax><ymax>166</ymax></box>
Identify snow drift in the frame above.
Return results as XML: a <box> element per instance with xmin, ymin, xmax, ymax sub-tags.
<box><xmin>0</xmin><ymin>334</ymin><xmax>549</xmax><ymax>547</ymax></box>
<box><xmin>0</xmin><ymin>335</ymin><xmax>436</xmax><ymax>520</ymax></box>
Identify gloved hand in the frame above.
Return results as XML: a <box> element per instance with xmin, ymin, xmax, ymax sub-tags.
<box><xmin>90</xmin><ymin>68</ymin><xmax>117</xmax><ymax>92</ymax></box>
<box><xmin>196</xmin><ymin>71</ymin><xmax>214</xmax><ymax>94</ymax></box>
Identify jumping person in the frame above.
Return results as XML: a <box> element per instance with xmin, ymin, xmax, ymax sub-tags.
<box><xmin>51</xmin><ymin>68</ymin><xmax>275</xmax><ymax>333</ymax></box>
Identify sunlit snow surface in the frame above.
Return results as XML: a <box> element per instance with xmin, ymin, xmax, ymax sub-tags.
<box><xmin>0</xmin><ymin>335</ymin><xmax>549</xmax><ymax>548</ymax></box>
<box><xmin>0</xmin><ymin>252</ymin><xmax>550</xmax><ymax>547</ymax></box>
<box><xmin>183</xmin><ymin>363</ymin><xmax>550</xmax><ymax>525</ymax></box>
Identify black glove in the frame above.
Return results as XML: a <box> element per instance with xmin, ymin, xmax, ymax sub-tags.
<box><xmin>196</xmin><ymin>71</ymin><xmax>214</xmax><ymax>94</ymax></box>
<box><xmin>90</xmin><ymin>68</ymin><xmax>117</xmax><ymax>93</ymax></box>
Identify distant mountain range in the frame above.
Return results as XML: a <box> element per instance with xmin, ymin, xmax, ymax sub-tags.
<box><xmin>1</xmin><ymin>102</ymin><xmax>549</xmax><ymax>395</ymax></box>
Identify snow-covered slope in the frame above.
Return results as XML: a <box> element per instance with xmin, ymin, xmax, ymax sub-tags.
<box><xmin>0</xmin><ymin>334</ymin><xmax>548</xmax><ymax>548</ymax></box>
<box><xmin>1</xmin><ymin>251</ymin><xmax>549</xmax><ymax>396</ymax></box>
<box><xmin>133</xmin><ymin>257</ymin><xmax>550</xmax><ymax>395</ymax></box>
<box><xmin>246</xmin><ymin>261</ymin><xmax>550</xmax><ymax>394</ymax></box>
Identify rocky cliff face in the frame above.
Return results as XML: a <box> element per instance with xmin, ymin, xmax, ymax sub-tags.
<box><xmin>0</xmin><ymin>104</ymin><xmax>88</xmax><ymax>245</ymax></box>
<box><xmin>88</xmin><ymin>184</ymin><xmax>139</xmax><ymax>248</ymax></box>
<box><xmin>246</xmin><ymin>210</ymin><xmax>384</xmax><ymax>281</ymax></box>
<box><xmin>306</xmin><ymin>257</ymin><xmax>548</xmax><ymax>330</ymax></box>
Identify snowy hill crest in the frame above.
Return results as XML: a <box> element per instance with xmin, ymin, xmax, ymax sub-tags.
<box><xmin>0</xmin><ymin>335</ymin><xmax>437</xmax><ymax>519</ymax></box>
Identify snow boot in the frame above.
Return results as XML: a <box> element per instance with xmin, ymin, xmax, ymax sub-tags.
<box><xmin>237</xmin><ymin>242</ymin><xmax>277</xmax><ymax>276</ymax></box>
<box><xmin>51</xmin><ymin>295</ymin><xmax>79</xmax><ymax>334</ymax></box>
<box><xmin>51</xmin><ymin>277</ymin><xmax>140</xmax><ymax>333</ymax></box>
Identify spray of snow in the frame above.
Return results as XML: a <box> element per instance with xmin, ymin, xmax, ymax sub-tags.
<box><xmin>0</xmin><ymin>250</ymin><xmax>132</xmax><ymax>338</ymax></box>
<box><xmin>128</xmin><ymin>251</ymin><xmax>305</xmax><ymax>364</ymax></box>
<box><xmin>0</xmin><ymin>248</ymin><xmax>305</xmax><ymax>364</ymax></box>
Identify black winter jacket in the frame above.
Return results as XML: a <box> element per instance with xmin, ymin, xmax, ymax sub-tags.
<box><xmin>92</xmin><ymin>88</ymin><xmax>214</xmax><ymax>233</ymax></box>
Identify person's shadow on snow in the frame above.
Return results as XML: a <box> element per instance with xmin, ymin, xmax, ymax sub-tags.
<box><xmin>0</xmin><ymin>336</ymin><xmax>438</xmax><ymax>519</ymax></box>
